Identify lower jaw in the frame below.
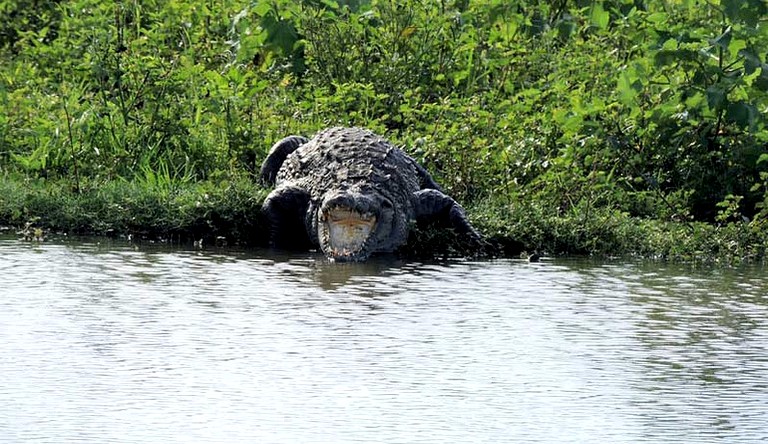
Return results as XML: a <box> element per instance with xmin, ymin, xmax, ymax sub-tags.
<box><xmin>325</xmin><ymin>247</ymin><xmax>368</xmax><ymax>262</ymax></box>
<box><xmin>320</xmin><ymin>221</ymin><xmax>374</xmax><ymax>261</ymax></box>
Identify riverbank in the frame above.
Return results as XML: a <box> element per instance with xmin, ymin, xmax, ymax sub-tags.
<box><xmin>2</xmin><ymin>176</ymin><xmax>765</xmax><ymax>265</ymax></box>
<box><xmin>2</xmin><ymin>1</ymin><xmax>766</xmax><ymax>264</ymax></box>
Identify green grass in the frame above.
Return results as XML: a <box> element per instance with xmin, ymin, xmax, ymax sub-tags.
<box><xmin>2</xmin><ymin>174</ymin><xmax>765</xmax><ymax>265</ymax></box>
<box><xmin>469</xmin><ymin>198</ymin><xmax>768</xmax><ymax>265</ymax></box>
<box><xmin>0</xmin><ymin>175</ymin><xmax>268</xmax><ymax>246</ymax></box>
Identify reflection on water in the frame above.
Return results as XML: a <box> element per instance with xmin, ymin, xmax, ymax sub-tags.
<box><xmin>1</xmin><ymin>236</ymin><xmax>766</xmax><ymax>444</ymax></box>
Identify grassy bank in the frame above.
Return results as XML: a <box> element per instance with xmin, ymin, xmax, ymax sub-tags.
<box><xmin>1</xmin><ymin>1</ymin><xmax>767</xmax><ymax>263</ymax></box>
<box><xmin>2</xmin><ymin>175</ymin><xmax>765</xmax><ymax>264</ymax></box>
<box><xmin>0</xmin><ymin>175</ymin><xmax>268</xmax><ymax>246</ymax></box>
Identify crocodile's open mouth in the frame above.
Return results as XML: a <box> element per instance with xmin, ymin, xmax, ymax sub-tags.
<box><xmin>322</xmin><ymin>207</ymin><xmax>377</xmax><ymax>260</ymax></box>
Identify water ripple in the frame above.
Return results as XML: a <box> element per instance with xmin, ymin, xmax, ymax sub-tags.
<box><xmin>1</xmin><ymin>237</ymin><xmax>767</xmax><ymax>443</ymax></box>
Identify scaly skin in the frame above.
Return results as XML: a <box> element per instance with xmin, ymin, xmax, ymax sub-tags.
<box><xmin>261</xmin><ymin>127</ymin><xmax>481</xmax><ymax>261</ymax></box>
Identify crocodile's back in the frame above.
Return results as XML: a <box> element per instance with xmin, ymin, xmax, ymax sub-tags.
<box><xmin>276</xmin><ymin>127</ymin><xmax>421</xmax><ymax>198</ymax></box>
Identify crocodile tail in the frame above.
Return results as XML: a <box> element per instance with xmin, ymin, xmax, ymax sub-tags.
<box><xmin>259</xmin><ymin>135</ymin><xmax>310</xmax><ymax>186</ymax></box>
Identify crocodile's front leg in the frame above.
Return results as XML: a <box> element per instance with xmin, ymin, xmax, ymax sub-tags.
<box><xmin>262</xmin><ymin>185</ymin><xmax>312</xmax><ymax>250</ymax></box>
<box><xmin>413</xmin><ymin>189</ymin><xmax>483</xmax><ymax>243</ymax></box>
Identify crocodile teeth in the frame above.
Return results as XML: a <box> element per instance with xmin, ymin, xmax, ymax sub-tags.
<box><xmin>324</xmin><ymin>207</ymin><xmax>376</xmax><ymax>259</ymax></box>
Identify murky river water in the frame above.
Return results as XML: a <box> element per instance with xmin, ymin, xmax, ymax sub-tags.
<box><xmin>1</xmin><ymin>235</ymin><xmax>766</xmax><ymax>443</ymax></box>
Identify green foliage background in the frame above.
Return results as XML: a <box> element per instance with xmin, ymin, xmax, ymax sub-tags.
<box><xmin>1</xmin><ymin>0</ymin><xmax>767</xmax><ymax>259</ymax></box>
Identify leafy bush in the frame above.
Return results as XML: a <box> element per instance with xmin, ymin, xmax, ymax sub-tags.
<box><xmin>1</xmin><ymin>0</ymin><xmax>767</xmax><ymax>259</ymax></box>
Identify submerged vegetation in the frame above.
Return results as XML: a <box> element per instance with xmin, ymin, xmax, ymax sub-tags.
<box><xmin>1</xmin><ymin>0</ymin><xmax>767</xmax><ymax>262</ymax></box>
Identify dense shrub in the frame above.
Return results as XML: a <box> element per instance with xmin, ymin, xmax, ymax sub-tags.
<box><xmin>1</xmin><ymin>0</ymin><xmax>767</xmax><ymax>255</ymax></box>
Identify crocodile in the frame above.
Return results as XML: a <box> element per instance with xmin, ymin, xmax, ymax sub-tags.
<box><xmin>260</xmin><ymin>127</ymin><xmax>482</xmax><ymax>261</ymax></box>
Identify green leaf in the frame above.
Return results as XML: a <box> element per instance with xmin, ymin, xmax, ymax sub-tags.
<box><xmin>556</xmin><ymin>20</ymin><xmax>576</xmax><ymax>41</ymax></box>
<box><xmin>722</xmin><ymin>0</ymin><xmax>767</xmax><ymax>27</ymax></box>
<box><xmin>399</xmin><ymin>26</ymin><xmax>417</xmax><ymax>39</ymax></box>
<box><xmin>725</xmin><ymin>101</ymin><xmax>758</xmax><ymax>129</ymax></box>
<box><xmin>710</xmin><ymin>27</ymin><xmax>732</xmax><ymax>51</ymax></box>
<box><xmin>684</xmin><ymin>91</ymin><xmax>705</xmax><ymax>109</ymax></box>
<box><xmin>723</xmin><ymin>0</ymin><xmax>741</xmax><ymax>21</ymax></box>
<box><xmin>260</xmin><ymin>14</ymin><xmax>299</xmax><ymax>57</ymax></box>
<box><xmin>662</xmin><ymin>38</ymin><xmax>677</xmax><ymax>51</ymax></box>
<box><xmin>590</xmin><ymin>2</ymin><xmax>610</xmax><ymax>30</ymax></box>
<box><xmin>729</xmin><ymin>38</ymin><xmax>747</xmax><ymax>58</ymax></box>
<box><xmin>617</xmin><ymin>71</ymin><xmax>638</xmax><ymax>105</ymax></box>
<box><xmin>754</xmin><ymin>70</ymin><xmax>768</xmax><ymax>92</ymax></box>
<box><xmin>654</xmin><ymin>48</ymin><xmax>700</xmax><ymax>67</ymax></box>
<box><xmin>252</xmin><ymin>2</ymin><xmax>272</xmax><ymax>17</ymax></box>
<box><xmin>740</xmin><ymin>47</ymin><xmax>762</xmax><ymax>75</ymax></box>
<box><xmin>706</xmin><ymin>86</ymin><xmax>726</xmax><ymax>111</ymax></box>
<box><xmin>646</xmin><ymin>12</ymin><xmax>667</xmax><ymax>25</ymax></box>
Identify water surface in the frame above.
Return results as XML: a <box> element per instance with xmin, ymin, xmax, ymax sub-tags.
<box><xmin>1</xmin><ymin>236</ymin><xmax>766</xmax><ymax>443</ymax></box>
